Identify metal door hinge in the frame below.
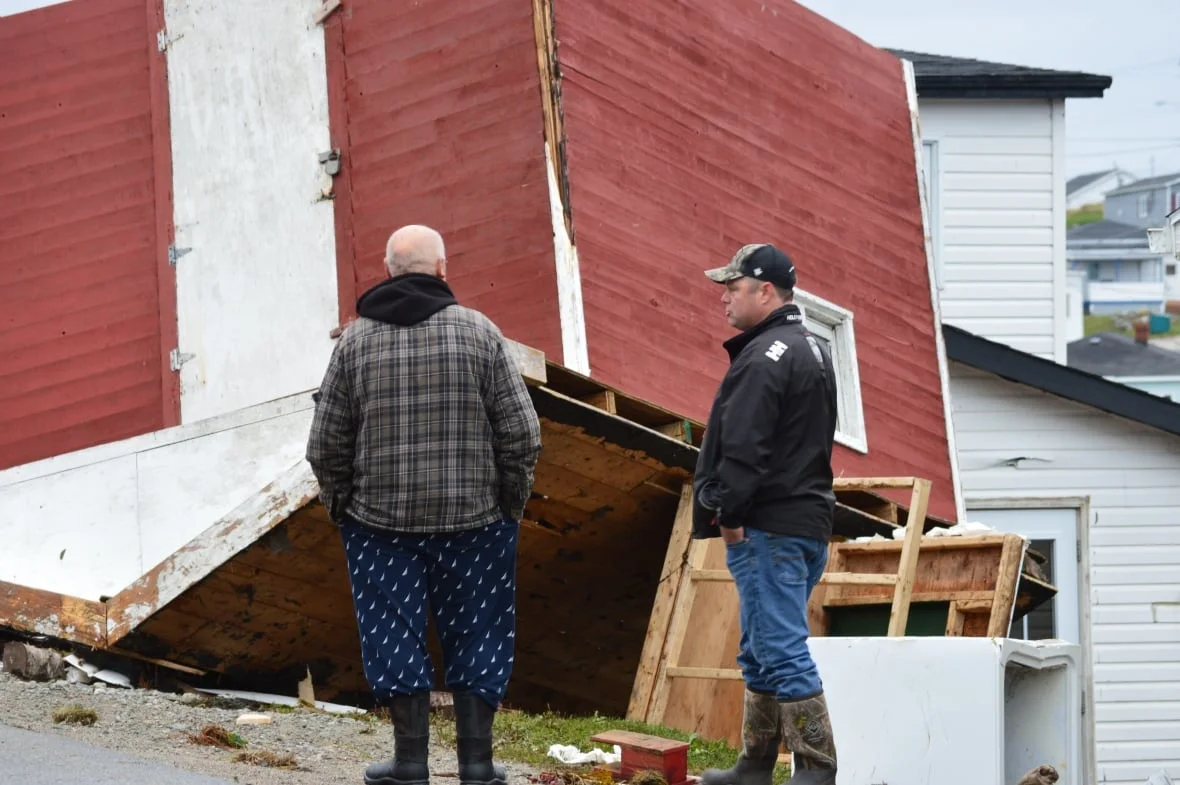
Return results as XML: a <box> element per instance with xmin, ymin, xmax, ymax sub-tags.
<box><xmin>318</xmin><ymin>149</ymin><xmax>341</xmax><ymax>176</ymax></box>
<box><xmin>170</xmin><ymin>349</ymin><xmax>195</xmax><ymax>372</ymax></box>
<box><xmin>157</xmin><ymin>29</ymin><xmax>183</xmax><ymax>52</ymax></box>
<box><xmin>168</xmin><ymin>245</ymin><xmax>192</xmax><ymax>266</ymax></box>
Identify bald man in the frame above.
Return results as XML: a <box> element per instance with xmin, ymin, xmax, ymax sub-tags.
<box><xmin>307</xmin><ymin>225</ymin><xmax>542</xmax><ymax>785</ymax></box>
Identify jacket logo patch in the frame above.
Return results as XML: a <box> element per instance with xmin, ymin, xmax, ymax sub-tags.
<box><xmin>765</xmin><ymin>340</ymin><xmax>788</xmax><ymax>362</ymax></box>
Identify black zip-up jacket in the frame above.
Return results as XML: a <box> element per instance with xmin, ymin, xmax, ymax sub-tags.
<box><xmin>691</xmin><ymin>303</ymin><xmax>838</xmax><ymax>542</ymax></box>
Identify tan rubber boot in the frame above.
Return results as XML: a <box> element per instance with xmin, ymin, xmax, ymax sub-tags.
<box><xmin>699</xmin><ymin>690</ymin><xmax>782</xmax><ymax>785</ymax></box>
<box><xmin>779</xmin><ymin>692</ymin><xmax>836</xmax><ymax>785</ymax></box>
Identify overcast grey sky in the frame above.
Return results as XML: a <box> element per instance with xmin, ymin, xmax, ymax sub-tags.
<box><xmin>797</xmin><ymin>0</ymin><xmax>1180</xmax><ymax>181</ymax></box>
<box><xmin>3</xmin><ymin>0</ymin><xmax>1178</xmax><ymax>180</ymax></box>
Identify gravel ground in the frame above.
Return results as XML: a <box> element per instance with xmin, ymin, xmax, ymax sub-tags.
<box><xmin>0</xmin><ymin>671</ymin><xmax>540</xmax><ymax>785</ymax></box>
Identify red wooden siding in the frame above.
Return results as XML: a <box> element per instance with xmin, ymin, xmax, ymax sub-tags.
<box><xmin>324</xmin><ymin>0</ymin><xmax>561</xmax><ymax>359</ymax></box>
<box><xmin>0</xmin><ymin>0</ymin><xmax>176</xmax><ymax>470</ymax></box>
<box><xmin>554</xmin><ymin>2</ymin><xmax>957</xmax><ymax>519</ymax></box>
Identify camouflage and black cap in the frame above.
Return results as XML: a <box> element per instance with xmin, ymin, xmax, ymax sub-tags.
<box><xmin>704</xmin><ymin>243</ymin><xmax>797</xmax><ymax>290</ymax></box>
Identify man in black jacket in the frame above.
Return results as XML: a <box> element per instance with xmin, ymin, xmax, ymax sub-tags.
<box><xmin>693</xmin><ymin>244</ymin><xmax>839</xmax><ymax>785</ymax></box>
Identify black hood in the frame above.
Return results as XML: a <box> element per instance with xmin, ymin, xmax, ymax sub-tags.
<box><xmin>356</xmin><ymin>273</ymin><xmax>457</xmax><ymax>326</ymax></box>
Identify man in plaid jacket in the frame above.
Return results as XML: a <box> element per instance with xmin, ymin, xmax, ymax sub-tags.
<box><xmin>306</xmin><ymin>224</ymin><xmax>542</xmax><ymax>785</ymax></box>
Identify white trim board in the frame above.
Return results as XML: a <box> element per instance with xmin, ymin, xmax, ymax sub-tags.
<box><xmin>545</xmin><ymin>142</ymin><xmax>590</xmax><ymax>375</ymax></box>
<box><xmin>1050</xmin><ymin>99</ymin><xmax>1068</xmax><ymax>365</ymax></box>
<box><xmin>901</xmin><ymin>57</ymin><xmax>967</xmax><ymax>523</ymax></box>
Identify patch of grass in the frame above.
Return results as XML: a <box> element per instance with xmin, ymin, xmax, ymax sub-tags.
<box><xmin>1067</xmin><ymin>204</ymin><xmax>1103</xmax><ymax>228</ymax></box>
<box><xmin>188</xmin><ymin>724</ymin><xmax>248</xmax><ymax>750</ymax></box>
<box><xmin>52</xmin><ymin>705</ymin><xmax>98</xmax><ymax>726</ymax></box>
<box><xmin>233</xmin><ymin>750</ymin><xmax>299</xmax><ymax>769</ymax></box>
<box><xmin>431</xmin><ymin>709</ymin><xmax>790</xmax><ymax>781</ymax></box>
<box><xmin>261</xmin><ymin>703</ymin><xmax>299</xmax><ymax>714</ymax></box>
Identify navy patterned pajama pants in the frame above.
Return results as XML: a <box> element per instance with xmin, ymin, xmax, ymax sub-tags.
<box><xmin>339</xmin><ymin>515</ymin><xmax>519</xmax><ymax>708</ymax></box>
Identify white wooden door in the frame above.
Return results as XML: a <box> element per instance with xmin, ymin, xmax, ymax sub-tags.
<box><xmin>968</xmin><ymin>507</ymin><xmax>1081</xmax><ymax>645</ymax></box>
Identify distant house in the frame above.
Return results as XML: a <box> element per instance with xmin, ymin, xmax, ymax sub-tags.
<box><xmin>1067</xmin><ymin>168</ymin><xmax>1138</xmax><ymax>211</ymax></box>
<box><xmin>1103</xmin><ymin>172</ymin><xmax>1180</xmax><ymax>229</ymax></box>
<box><xmin>1066</xmin><ymin>219</ymin><xmax>1173</xmax><ymax>313</ymax></box>
<box><xmin>1068</xmin><ymin>331</ymin><xmax>1180</xmax><ymax>400</ymax></box>
<box><xmin>894</xmin><ymin>48</ymin><xmax>1111</xmax><ymax>361</ymax></box>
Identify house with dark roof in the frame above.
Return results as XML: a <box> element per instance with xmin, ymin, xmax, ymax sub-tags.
<box><xmin>1068</xmin><ymin>331</ymin><xmax>1180</xmax><ymax>400</ymax></box>
<box><xmin>1103</xmin><ymin>172</ymin><xmax>1180</xmax><ymax>229</ymax></box>
<box><xmin>1066</xmin><ymin>217</ymin><xmax>1172</xmax><ymax>313</ymax></box>
<box><xmin>893</xmin><ymin>48</ymin><xmax>1111</xmax><ymax>362</ymax></box>
<box><xmin>1066</xmin><ymin>168</ymin><xmax>1138</xmax><ymax>211</ymax></box>
<box><xmin>942</xmin><ymin>324</ymin><xmax>1180</xmax><ymax>785</ymax></box>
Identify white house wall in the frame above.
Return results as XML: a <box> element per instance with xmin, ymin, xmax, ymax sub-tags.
<box><xmin>0</xmin><ymin>395</ymin><xmax>315</xmax><ymax>601</ymax></box>
<box><xmin>949</xmin><ymin>362</ymin><xmax>1180</xmax><ymax>785</ymax></box>
<box><xmin>164</xmin><ymin>0</ymin><xmax>339</xmax><ymax>423</ymax></box>
<box><xmin>920</xmin><ymin>99</ymin><xmax>1065</xmax><ymax>361</ymax></box>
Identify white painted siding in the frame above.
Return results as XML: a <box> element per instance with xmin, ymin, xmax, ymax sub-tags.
<box><xmin>919</xmin><ymin>99</ymin><xmax>1065</xmax><ymax>361</ymax></box>
<box><xmin>0</xmin><ymin>394</ymin><xmax>315</xmax><ymax>600</ymax></box>
<box><xmin>165</xmin><ymin>0</ymin><xmax>339</xmax><ymax>423</ymax></box>
<box><xmin>950</xmin><ymin>362</ymin><xmax>1180</xmax><ymax>785</ymax></box>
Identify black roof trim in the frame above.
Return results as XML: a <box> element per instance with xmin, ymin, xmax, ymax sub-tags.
<box><xmin>943</xmin><ymin>325</ymin><xmax>1180</xmax><ymax>437</ymax></box>
<box><xmin>889</xmin><ymin>49</ymin><xmax>1112</xmax><ymax>99</ymax></box>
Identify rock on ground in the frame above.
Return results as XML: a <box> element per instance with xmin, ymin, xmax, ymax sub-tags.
<box><xmin>0</xmin><ymin>671</ymin><xmax>539</xmax><ymax>785</ymax></box>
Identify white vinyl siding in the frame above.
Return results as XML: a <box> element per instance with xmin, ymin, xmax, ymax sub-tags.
<box><xmin>918</xmin><ymin>99</ymin><xmax>1062</xmax><ymax>360</ymax></box>
<box><xmin>949</xmin><ymin>362</ymin><xmax>1180</xmax><ymax>785</ymax></box>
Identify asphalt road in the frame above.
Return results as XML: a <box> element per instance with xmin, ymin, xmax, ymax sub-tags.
<box><xmin>0</xmin><ymin>725</ymin><xmax>233</xmax><ymax>785</ymax></box>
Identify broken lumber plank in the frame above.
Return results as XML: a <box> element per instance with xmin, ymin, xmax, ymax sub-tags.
<box><xmin>987</xmin><ymin>535</ymin><xmax>1027</xmax><ymax>637</ymax></box>
<box><xmin>2</xmin><ymin>642</ymin><xmax>66</xmax><ymax>681</ymax></box>
<box><xmin>887</xmin><ymin>478</ymin><xmax>931</xmax><ymax>636</ymax></box>
<box><xmin>832</xmin><ymin>477</ymin><xmax>918</xmax><ymax>490</ymax></box>
<box><xmin>689</xmin><ymin>569</ymin><xmax>732</xmax><ymax>582</ymax></box>
<box><xmin>627</xmin><ymin>483</ymin><xmax>694</xmax><ymax>721</ymax></box>
<box><xmin>665</xmin><ymin>666</ymin><xmax>743</xmax><ymax>680</ymax></box>
<box><xmin>820</xmin><ymin>572</ymin><xmax>898</xmax><ymax>586</ymax></box>
<box><xmin>0</xmin><ymin>580</ymin><xmax>107</xmax><ymax>648</ymax></box>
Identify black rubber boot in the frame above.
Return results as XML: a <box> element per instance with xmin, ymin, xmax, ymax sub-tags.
<box><xmin>699</xmin><ymin>690</ymin><xmax>781</xmax><ymax>785</ymax></box>
<box><xmin>454</xmin><ymin>691</ymin><xmax>508</xmax><ymax>785</ymax></box>
<box><xmin>365</xmin><ymin>692</ymin><xmax>431</xmax><ymax>785</ymax></box>
<box><xmin>779</xmin><ymin>692</ymin><xmax>837</xmax><ymax>785</ymax></box>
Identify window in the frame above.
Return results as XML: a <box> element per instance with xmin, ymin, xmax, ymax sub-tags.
<box><xmin>921</xmin><ymin>140</ymin><xmax>942</xmax><ymax>289</ymax></box>
<box><xmin>1138</xmin><ymin>192</ymin><xmax>1154</xmax><ymax>219</ymax></box>
<box><xmin>796</xmin><ymin>289</ymin><xmax>867</xmax><ymax>453</ymax></box>
<box><xmin>1172</xmin><ymin>189</ymin><xmax>1179</xmax><ymax>213</ymax></box>
<box><xmin>1167</xmin><ymin>263</ymin><xmax>1177</xmax><ymax>277</ymax></box>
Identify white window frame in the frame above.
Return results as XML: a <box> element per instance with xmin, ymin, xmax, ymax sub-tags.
<box><xmin>795</xmin><ymin>289</ymin><xmax>867</xmax><ymax>454</ymax></box>
<box><xmin>921</xmin><ymin>139</ymin><xmax>943</xmax><ymax>289</ymax></box>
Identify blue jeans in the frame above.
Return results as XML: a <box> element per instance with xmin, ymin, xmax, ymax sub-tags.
<box><xmin>725</xmin><ymin>528</ymin><xmax>828</xmax><ymax>700</ymax></box>
<box><xmin>339</xmin><ymin>516</ymin><xmax>519</xmax><ymax>707</ymax></box>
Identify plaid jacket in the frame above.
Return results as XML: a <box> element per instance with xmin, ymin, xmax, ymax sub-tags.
<box><xmin>306</xmin><ymin>304</ymin><xmax>542</xmax><ymax>534</ymax></box>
